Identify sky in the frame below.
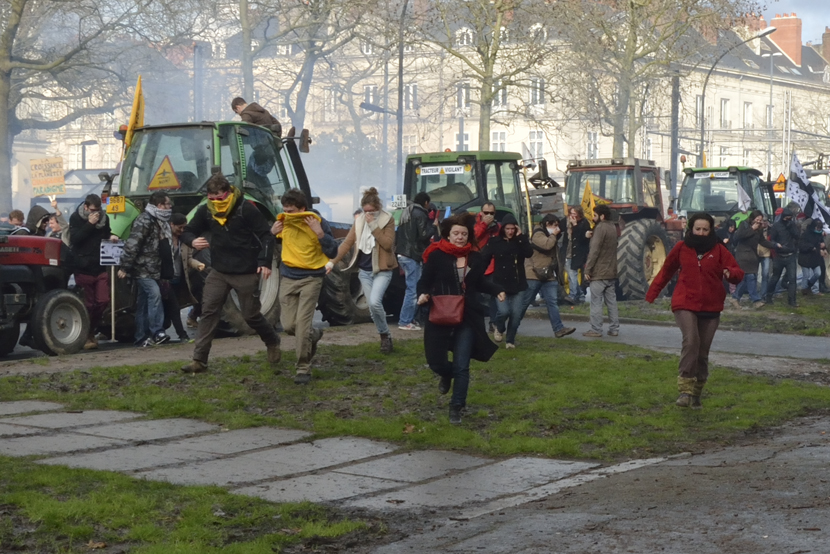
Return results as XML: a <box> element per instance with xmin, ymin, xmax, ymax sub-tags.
<box><xmin>762</xmin><ymin>0</ymin><xmax>827</xmax><ymax>44</ymax></box>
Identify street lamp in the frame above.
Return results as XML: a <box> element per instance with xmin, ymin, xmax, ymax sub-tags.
<box><xmin>697</xmin><ymin>26</ymin><xmax>776</xmax><ymax>168</ymax></box>
<box><xmin>762</xmin><ymin>52</ymin><xmax>783</xmax><ymax>178</ymax></box>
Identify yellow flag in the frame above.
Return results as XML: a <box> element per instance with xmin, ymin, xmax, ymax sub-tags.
<box><xmin>125</xmin><ymin>75</ymin><xmax>144</xmax><ymax>148</ymax></box>
<box><xmin>581</xmin><ymin>182</ymin><xmax>596</xmax><ymax>228</ymax></box>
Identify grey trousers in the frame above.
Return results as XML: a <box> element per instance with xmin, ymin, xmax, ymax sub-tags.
<box><xmin>589</xmin><ymin>279</ymin><xmax>619</xmax><ymax>333</ymax></box>
<box><xmin>673</xmin><ymin>310</ymin><xmax>720</xmax><ymax>382</ymax></box>
<box><xmin>279</xmin><ymin>275</ymin><xmax>324</xmax><ymax>373</ymax></box>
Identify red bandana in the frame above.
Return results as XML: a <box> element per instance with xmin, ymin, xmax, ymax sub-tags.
<box><xmin>422</xmin><ymin>239</ymin><xmax>473</xmax><ymax>263</ymax></box>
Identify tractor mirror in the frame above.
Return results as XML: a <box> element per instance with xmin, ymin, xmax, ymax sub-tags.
<box><xmin>300</xmin><ymin>129</ymin><xmax>311</xmax><ymax>153</ymax></box>
<box><xmin>98</xmin><ymin>172</ymin><xmax>111</xmax><ymax>183</ymax></box>
<box><xmin>311</xmin><ymin>196</ymin><xmax>320</xmax><ymax>204</ymax></box>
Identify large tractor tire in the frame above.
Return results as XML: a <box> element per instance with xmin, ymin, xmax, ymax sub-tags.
<box><xmin>222</xmin><ymin>255</ymin><xmax>281</xmax><ymax>334</ymax></box>
<box><xmin>0</xmin><ymin>321</ymin><xmax>20</xmax><ymax>356</ymax></box>
<box><xmin>318</xmin><ymin>239</ymin><xmax>371</xmax><ymax>326</ymax></box>
<box><xmin>617</xmin><ymin>219</ymin><xmax>672</xmax><ymax>300</ymax></box>
<box><xmin>31</xmin><ymin>289</ymin><xmax>90</xmax><ymax>356</ymax></box>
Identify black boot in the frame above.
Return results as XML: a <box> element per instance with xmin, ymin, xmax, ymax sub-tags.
<box><xmin>449</xmin><ymin>404</ymin><xmax>462</xmax><ymax>424</ymax></box>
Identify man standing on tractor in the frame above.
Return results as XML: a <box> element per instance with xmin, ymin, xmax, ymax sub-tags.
<box><xmin>395</xmin><ymin>192</ymin><xmax>437</xmax><ymax>331</ymax></box>
<box><xmin>231</xmin><ymin>97</ymin><xmax>281</xmax><ymax>135</ymax></box>
<box><xmin>118</xmin><ymin>191</ymin><xmax>173</xmax><ymax>347</ymax></box>
<box><xmin>562</xmin><ymin>206</ymin><xmax>591</xmax><ymax>304</ymax></box>
<box><xmin>70</xmin><ymin>194</ymin><xmax>118</xmax><ymax>350</ymax></box>
<box><xmin>274</xmin><ymin>188</ymin><xmax>338</xmax><ymax>384</ymax></box>
<box><xmin>474</xmin><ymin>201</ymin><xmax>501</xmax><ymax>332</ymax></box>
<box><xmin>179</xmin><ymin>173</ymin><xmax>281</xmax><ymax>374</ymax></box>
<box><xmin>583</xmin><ymin>204</ymin><xmax>620</xmax><ymax>338</ymax></box>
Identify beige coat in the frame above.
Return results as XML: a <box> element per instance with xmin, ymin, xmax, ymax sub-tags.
<box><xmin>332</xmin><ymin>210</ymin><xmax>398</xmax><ymax>273</ymax></box>
<box><xmin>585</xmin><ymin>219</ymin><xmax>618</xmax><ymax>280</ymax></box>
<box><xmin>523</xmin><ymin>225</ymin><xmax>565</xmax><ymax>285</ymax></box>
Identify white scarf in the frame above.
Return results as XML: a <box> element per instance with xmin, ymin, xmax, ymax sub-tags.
<box><xmin>358</xmin><ymin>216</ymin><xmax>376</xmax><ymax>255</ymax></box>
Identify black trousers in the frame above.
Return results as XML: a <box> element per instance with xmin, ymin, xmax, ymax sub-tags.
<box><xmin>766</xmin><ymin>254</ymin><xmax>798</xmax><ymax>306</ymax></box>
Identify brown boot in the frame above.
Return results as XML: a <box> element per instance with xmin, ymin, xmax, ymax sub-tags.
<box><xmin>380</xmin><ymin>333</ymin><xmax>393</xmax><ymax>354</ymax></box>
<box><xmin>181</xmin><ymin>360</ymin><xmax>208</xmax><ymax>374</ymax></box>
<box><xmin>267</xmin><ymin>343</ymin><xmax>281</xmax><ymax>365</ymax></box>
<box><xmin>691</xmin><ymin>380</ymin><xmax>705</xmax><ymax>409</ymax></box>
<box><xmin>83</xmin><ymin>334</ymin><xmax>99</xmax><ymax>351</ymax></box>
<box><xmin>676</xmin><ymin>376</ymin><xmax>696</xmax><ymax>408</ymax></box>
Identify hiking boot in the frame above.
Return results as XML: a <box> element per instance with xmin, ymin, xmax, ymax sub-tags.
<box><xmin>186</xmin><ymin>318</ymin><xmax>198</xmax><ymax>329</ymax></box>
<box><xmin>438</xmin><ymin>376</ymin><xmax>451</xmax><ymax>395</ymax></box>
<box><xmin>675</xmin><ymin>393</ymin><xmax>693</xmax><ymax>407</ymax></box>
<box><xmin>493</xmin><ymin>329</ymin><xmax>504</xmax><ymax>342</ymax></box>
<box><xmin>582</xmin><ymin>330</ymin><xmax>602</xmax><ymax>338</ymax></box>
<box><xmin>753</xmin><ymin>300</ymin><xmax>766</xmax><ymax>309</ymax></box>
<box><xmin>380</xmin><ymin>333</ymin><xmax>393</xmax><ymax>354</ymax></box>
<box><xmin>555</xmin><ymin>327</ymin><xmax>576</xmax><ymax>338</ymax></box>
<box><xmin>267</xmin><ymin>343</ymin><xmax>281</xmax><ymax>365</ymax></box>
<box><xmin>310</xmin><ymin>328</ymin><xmax>323</xmax><ymax>359</ymax></box>
<box><xmin>83</xmin><ymin>335</ymin><xmax>99</xmax><ymax>350</ymax></box>
<box><xmin>676</xmin><ymin>376</ymin><xmax>696</xmax><ymax>407</ymax></box>
<box><xmin>801</xmin><ymin>288</ymin><xmax>812</xmax><ymax>296</ymax></box>
<box><xmin>563</xmin><ymin>296</ymin><xmax>575</xmax><ymax>305</ymax></box>
<box><xmin>181</xmin><ymin>360</ymin><xmax>207</xmax><ymax>374</ymax></box>
<box><xmin>294</xmin><ymin>372</ymin><xmax>311</xmax><ymax>385</ymax></box>
<box><xmin>449</xmin><ymin>404</ymin><xmax>462</xmax><ymax>425</ymax></box>
<box><xmin>690</xmin><ymin>396</ymin><xmax>702</xmax><ymax>409</ymax></box>
<box><xmin>728</xmin><ymin>298</ymin><xmax>740</xmax><ymax>309</ymax></box>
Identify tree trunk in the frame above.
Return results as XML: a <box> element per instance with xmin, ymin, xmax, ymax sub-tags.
<box><xmin>612</xmin><ymin>73</ymin><xmax>631</xmax><ymax>158</ymax></box>
<box><xmin>290</xmin><ymin>50</ymin><xmax>318</xmax><ymax>131</ymax></box>
<box><xmin>240</xmin><ymin>0</ymin><xmax>254</xmax><ymax>100</ymax></box>
<box><xmin>478</xmin><ymin>77</ymin><xmax>493</xmax><ymax>150</ymax></box>
<box><xmin>0</xmin><ymin>70</ymin><xmax>12</xmax><ymax>212</ymax></box>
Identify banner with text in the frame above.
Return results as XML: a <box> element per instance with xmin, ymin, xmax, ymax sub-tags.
<box><xmin>30</xmin><ymin>157</ymin><xmax>66</xmax><ymax>197</ymax></box>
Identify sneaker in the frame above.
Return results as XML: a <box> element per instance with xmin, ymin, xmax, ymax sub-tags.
<box><xmin>753</xmin><ymin>301</ymin><xmax>766</xmax><ymax>309</ymax></box>
<box><xmin>554</xmin><ymin>327</ymin><xmax>576</xmax><ymax>338</ymax></box>
<box><xmin>152</xmin><ymin>332</ymin><xmax>170</xmax><ymax>346</ymax></box>
<box><xmin>438</xmin><ymin>376</ymin><xmax>451</xmax><ymax>395</ymax></box>
<box><xmin>186</xmin><ymin>318</ymin><xmax>198</xmax><ymax>329</ymax></box>
<box><xmin>310</xmin><ymin>328</ymin><xmax>323</xmax><ymax>359</ymax></box>
<box><xmin>582</xmin><ymin>330</ymin><xmax>602</xmax><ymax>338</ymax></box>
<box><xmin>178</xmin><ymin>335</ymin><xmax>194</xmax><ymax>344</ymax></box>
<box><xmin>563</xmin><ymin>296</ymin><xmax>575</xmax><ymax>305</ymax></box>
<box><xmin>267</xmin><ymin>343</ymin><xmax>281</xmax><ymax>365</ymax></box>
<box><xmin>134</xmin><ymin>336</ymin><xmax>149</xmax><ymax>347</ymax></box>
<box><xmin>505</xmin><ymin>343</ymin><xmax>516</xmax><ymax>349</ymax></box>
<box><xmin>607</xmin><ymin>330</ymin><xmax>619</xmax><ymax>337</ymax></box>
<box><xmin>181</xmin><ymin>360</ymin><xmax>207</xmax><ymax>373</ymax></box>
<box><xmin>294</xmin><ymin>372</ymin><xmax>311</xmax><ymax>385</ymax></box>
<box><xmin>449</xmin><ymin>404</ymin><xmax>462</xmax><ymax>425</ymax></box>
<box><xmin>493</xmin><ymin>329</ymin><xmax>504</xmax><ymax>342</ymax></box>
<box><xmin>398</xmin><ymin>323</ymin><xmax>421</xmax><ymax>331</ymax></box>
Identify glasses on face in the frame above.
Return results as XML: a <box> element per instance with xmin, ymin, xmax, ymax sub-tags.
<box><xmin>207</xmin><ymin>191</ymin><xmax>230</xmax><ymax>201</ymax></box>
<box><xmin>482</xmin><ymin>211</ymin><xmax>495</xmax><ymax>216</ymax></box>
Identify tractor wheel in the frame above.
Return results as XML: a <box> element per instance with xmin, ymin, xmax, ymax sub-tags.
<box><xmin>221</xmin><ymin>255</ymin><xmax>281</xmax><ymax>335</ymax></box>
<box><xmin>0</xmin><ymin>321</ymin><xmax>20</xmax><ymax>356</ymax></box>
<box><xmin>31</xmin><ymin>289</ymin><xmax>90</xmax><ymax>356</ymax></box>
<box><xmin>318</xmin><ymin>239</ymin><xmax>371</xmax><ymax>326</ymax></box>
<box><xmin>617</xmin><ymin>219</ymin><xmax>672</xmax><ymax>300</ymax></box>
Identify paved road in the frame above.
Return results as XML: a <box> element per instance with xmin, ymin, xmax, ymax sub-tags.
<box><xmin>520</xmin><ymin>315</ymin><xmax>830</xmax><ymax>360</ymax></box>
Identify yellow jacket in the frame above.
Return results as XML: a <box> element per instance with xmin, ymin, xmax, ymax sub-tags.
<box><xmin>277</xmin><ymin>211</ymin><xmax>330</xmax><ymax>270</ymax></box>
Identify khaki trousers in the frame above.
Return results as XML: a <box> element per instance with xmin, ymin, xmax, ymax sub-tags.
<box><xmin>279</xmin><ymin>275</ymin><xmax>323</xmax><ymax>373</ymax></box>
<box><xmin>673</xmin><ymin>310</ymin><xmax>720</xmax><ymax>382</ymax></box>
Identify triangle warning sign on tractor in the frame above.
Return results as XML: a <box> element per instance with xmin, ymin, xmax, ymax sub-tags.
<box><xmin>773</xmin><ymin>172</ymin><xmax>786</xmax><ymax>192</ymax></box>
<box><xmin>148</xmin><ymin>156</ymin><xmax>181</xmax><ymax>190</ymax></box>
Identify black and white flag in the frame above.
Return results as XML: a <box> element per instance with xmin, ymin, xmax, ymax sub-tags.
<box><xmin>786</xmin><ymin>153</ymin><xmax>830</xmax><ymax>233</ymax></box>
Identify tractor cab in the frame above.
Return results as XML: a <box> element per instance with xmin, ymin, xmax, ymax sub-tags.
<box><xmin>402</xmin><ymin>151</ymin><xmax>529</xmax><ymax>231</ymax></box>
<box><xmin>678</xmin><ymin>166</ymin><xmax>777</xmax><ymax>224</ymax></box>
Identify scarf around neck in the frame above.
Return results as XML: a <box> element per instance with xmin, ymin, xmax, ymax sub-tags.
<box><xmin>78</xmin><ymin>203</ymin><xmax>108</xmax><ymax>229</ymax></box>
<box><xmin>422</xmin><ymin>239</ymin><xmax>473</xmax><ymax>263</ymax></box>
<box><xmin>145</xmin><ymin>204</ymin><xmax>172</xmax><ymax>243</ymax></box>
<box><xmin>207</xmin><ymin>186</ymin><xmax>242</xmax><ymax>226</ymax></box>
<box><xmin>684</xmin><ymin>232</ymin><xmax>719</xmax><ymax>255</ymax></box>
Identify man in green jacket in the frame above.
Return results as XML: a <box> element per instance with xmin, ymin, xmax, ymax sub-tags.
<box><xmin>583</xmin><ymin>204</ymin><xmax>619</xmax><ymax>337</ymax></box>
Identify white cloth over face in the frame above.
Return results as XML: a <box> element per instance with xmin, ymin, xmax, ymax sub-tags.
<box><xmin>358</xmin><ymin>216</ymin><xmax>376</xmax><ymax>255</ymax></box>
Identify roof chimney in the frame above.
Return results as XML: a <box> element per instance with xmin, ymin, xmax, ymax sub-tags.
<box><xmin>823</xmin><ymin>27</ymin><xmax>830</xmax><ymax>64</ymax></box>
<box><xmin>770</xmin><ymin>13</ymin><xmax>802</xmax><ymax>66</ymax></box>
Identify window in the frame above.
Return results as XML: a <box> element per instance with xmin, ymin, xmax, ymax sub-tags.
<box><xmin>456</xmin><ymin>28</ymin><xmax>474</xmax><ymax>47</ymax></box>
<box><xmin>363</xmin><ymin>85</ymin><xmax>378</xmax><ymax>113</ymax></box>
<box><xmin>530</xmin><ymin>77</ymin><xmax>545</xmax><ymax>106</ymax></box>
<box><xmin>492</xmin><ymin>80</ymin><xmax>507</xmax><ymax>110</ymax></box>
<box><xmin>403</xmin><ymin>135</ymin><xmax>417</xmax><ymax>155</ymax></box>
<box><xmin>719</xmin><ymin>98</ymin><xmax>730</xmax><ymax>129</ymax></box>
<box><xmin>456</xmin><ymin>82</ymin><xmax>470</xmax><ymax>114</ymax></box>
<box><xmin>644</xmin><ymin>137</ymin><xmax>653</xmax><ymax>160</ymax></box>
<box><xmin>360</xmin><ymin>42</ymin><xmax>373</xmax><ymax>55</ymax></box>
<box><xmin>529</xmin><ymin>130</ymin><xmax>545</xmax><ymax>159</ymax></box>
<box><xmin>719</xmin><ymin>146</ymin><xmax>729</xmax><ymax>167</ymax></box>
<box><xmin>278</xmin><ymin>101</ymin><xmax>289</xmax><ymax>121</ymax></box>
<box><xmin>743</xmin><ymin>102</ymin><xmax>753</xmax><ymax>129</ymax></box>
<box><xmin>404</xmin><ymin>83</ymin><xmax>418</xmax><ymax>111</ymax></box>
<box><xmin>456</xmin><ymin>130</ymin><xmax>469</xmax><ymax>151</ymax></box>
<box><xmin>695</xmin><ymin>95</ymin><xmax>704</xmax><ymax>128</ymax></box>
<box><xmin>743</xmin><ymin>148</ymin><xmax>751</xmax><ymax>167</ymax></box>
<box><xmin>766</xmin><ymin>104</ymin><xmax>774</xmax><ymax>128</ymax></box>
<box><xmin>491</xmin><ymin>131</ymin><xmax>506</xmax><ymax>152</ymax></box>
<box><xmin>586</xmin><ymin>131</ymin><xmax>598</xmax><ymax>159</ymax></box>
<box><xmin>403</xmin><ymin>43</ymin><xmax>413</xmax><ymax>53</ymax></box>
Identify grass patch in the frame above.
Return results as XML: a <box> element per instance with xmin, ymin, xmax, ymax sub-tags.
<box><xmin>0</xmin><ymin>457</ymin><xmax>370</xmax><ymax>553</ymax></box>
<box><xmin>2</xmin><ymin>338</ymin><xmax>830</xmax><ymax>461</ymax></box>
<box><xmin>563</xmin><ymin>296</ymin><xmax>830</xmax><ymax>336</ymax></box>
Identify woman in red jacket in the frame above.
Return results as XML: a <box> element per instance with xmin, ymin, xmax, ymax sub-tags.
<box><xmin>646</xmin><ymin>212</ymin><xmax>744</xmax><ymax>408</ymax></box>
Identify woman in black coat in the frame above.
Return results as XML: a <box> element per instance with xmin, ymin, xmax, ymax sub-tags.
<box><xmin>482</xmin><ymin>214</ymin><xmax>533</xmax><ymax>348</ymax></box>
<box><xmin>417</xmin><ymin>213</ymin><xmax>506</xmax><ymax>424</ymax></box>
<box><xmin>730</xmin><ymin>210</ymin><xmax>778</xmax><ymax>308</ymax></box>
<box><xmin>798</xmin><ymin>219</ymin><xmax>826</xmax><ymax>294</ymax></box>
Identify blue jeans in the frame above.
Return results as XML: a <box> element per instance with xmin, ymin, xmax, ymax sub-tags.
<box><xmin>733</xmin><ymin>273</ymin><xmax>761</xmax><ymax>302</ymax></box>
<box><xmin>427</xmin><ymin>323</ymin><xmax>475</xmax><ymax>408</ymax></box>
<box><xmin>135</xmin><ymin>278</ymin><xmax>164</xmax><ymax>341</ymax></box>
<box><xmin>522</xmin><ymin>279</ymin><xmax>566</xmax><ymax>333</ymax></box>
<box><xmin>358</xmin><ymin>269</ymin><xmax>392</xmax><ymax>335</ymax></box>
<box><xmin>565</xmin><ymin>259</ymin><xmax>584</xmax><ymax>302</ymax></box>
<box><xmin>758</xmin><ymin>257</ymin><xmax>771</xmax><ymax>298</ymax></box>
<box><xmin>801</xmin><ymin>265</ymin><xmax>821</xmax><ymax>292</ymax></box>
<box><xmin>397</xmin><ymin>256</ymin><xmax>421</xmax><ymax>325</ymax></box>
<box><xmin>494</xmin><ymin>293</ymin><xmax>524</xmax><ymax>344</ymax></box>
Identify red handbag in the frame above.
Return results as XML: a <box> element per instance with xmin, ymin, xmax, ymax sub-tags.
<box><xmin>428</xmin><ymin>259</ymin><xmax>467</xmax><ymax>326</ymax></box>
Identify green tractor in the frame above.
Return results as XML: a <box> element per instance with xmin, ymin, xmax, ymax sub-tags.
<box><xmin>677</xmin><ymin>166</ymin><xmax>778</xmax><ymax>225</ymax></box>
<box><xmin>318</xmin><ymin>150</ymin><xmax>565</xmax><ymax>325</ymax></box>
<box><xmin>101</xmin><ymin>121</ymin><xmax>313</xmax><ymax>340</ymax></box>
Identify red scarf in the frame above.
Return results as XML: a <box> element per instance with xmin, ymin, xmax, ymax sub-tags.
<box><xmin>422</xmin><ymin>239</ymin><xmax>472</xmax><ymax>263</ymax></box>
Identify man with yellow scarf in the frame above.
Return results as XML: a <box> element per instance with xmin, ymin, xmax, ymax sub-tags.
<box><xmin>271</xmin><ymin>188</ymin><xmax>338</xmax><ymax>385</ymax></box>
<box><xmin>179</xmin><ymin>173</ymin><xmax>280</xmax><ymax>373</ymax></box>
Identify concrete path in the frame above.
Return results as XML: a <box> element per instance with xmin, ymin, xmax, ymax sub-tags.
<box><xmin>519</xmin><ymin>316</ymin><xmax>830</xmax><ymax>360</ymax></box>
<box><xmin>0</xmin><ymin>401</ymin><xmax>655</xmax><ymax>514</ymax></box>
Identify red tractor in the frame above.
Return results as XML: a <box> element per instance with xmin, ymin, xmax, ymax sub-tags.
<box><xmin>0</xmin><ymin>230</ymin><xmax>90</xmax><ymax>356</ymax></box>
